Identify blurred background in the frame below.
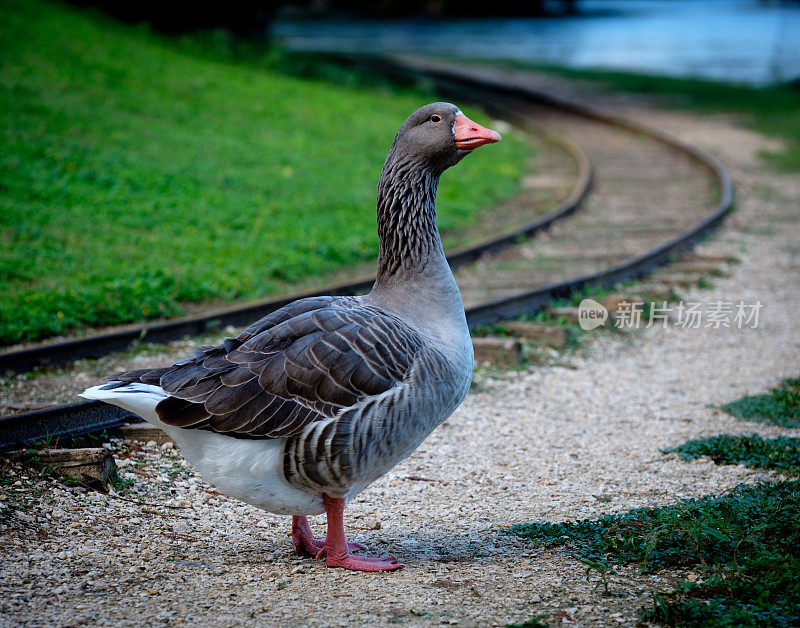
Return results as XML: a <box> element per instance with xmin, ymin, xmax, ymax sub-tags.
<box><xmin>76</xmin><ymin>0</ymin><xmax>800</xmax><ymax>85</ymax></box>
<box><xmin>273</xmin><ymin>0</ymin><xmax>800</xmax><ymax>85</ymax></box>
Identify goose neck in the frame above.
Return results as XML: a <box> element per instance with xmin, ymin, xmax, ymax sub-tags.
<box><xmin>375</xmin><ymin>154</ymin><xmax>444</xmax><ymax>286</ymax></box>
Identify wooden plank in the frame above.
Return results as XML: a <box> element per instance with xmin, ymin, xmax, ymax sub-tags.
<box><xmin>116</xmin><ymin>423</ymin><xmax>175</xmax><ymax>446</ymax></box>
<box><xmin>649</xmin><ymin>273</ymin><xmax>700</xmax><ymax>288</ymax></box>
<box><xmin>3</xmin><ymin>448</ymin><xmax>117</xmax><ymax>491</ymax></box>
<box><xmin>472</xmin><ymin>337</ymin><xmax>522</xmax><ymax>367</ymax></box>
<box><xmin>544</xmin><ymin>307</ymin><xmax>580</xmax><ymax>324</ymax></box>
<box><xmin>501</xmin><ymin>321</ymin><xmax>568</xmax><ymax>348</ymax></box>
<box><xmin>683</xmin><ymin>252</ymin><xmax>734</xmax><ymax>263</ymax></box>
<box><xmin>599</xmin><ymin>294</ymin><xmax>645</xmax><ymax>313</ymax></box>
<box><xmin>668</xmin><ymin>260</ymin><xmax>722</xmax><ymax>274</ymax></box>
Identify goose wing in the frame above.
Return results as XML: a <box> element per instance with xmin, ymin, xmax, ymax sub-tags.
<box><xmin>108</xmin><ymin>296</ymin><xmax>424</xmax><ymax>438</ymax></box>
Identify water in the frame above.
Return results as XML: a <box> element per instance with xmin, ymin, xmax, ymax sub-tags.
<box><xmin>273</xmin><ymin>0</ymin><xmax>800</xmax><ymax>86</ymax></box>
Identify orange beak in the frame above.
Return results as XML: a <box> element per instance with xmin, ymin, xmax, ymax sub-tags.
<box><xmin>454</xmin><ymin>114</ymin><xmax>502</xmax><ymax>151</ymax></box>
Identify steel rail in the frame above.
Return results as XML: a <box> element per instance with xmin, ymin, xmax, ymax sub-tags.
<box><xmin>0</xmin><ymin>62</ymin><xmax>733</xmax><ymax>451</ymax></box>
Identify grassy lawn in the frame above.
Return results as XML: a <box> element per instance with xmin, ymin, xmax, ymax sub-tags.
<box><xmin>665</xmin><ymin>434</ymin><xmax>800</xmax><ymax>474</ymax></box>
<box><xmin>0</xmin><ymin>0</ymin><xmax>532</xmax><ymax>345</ymax></box>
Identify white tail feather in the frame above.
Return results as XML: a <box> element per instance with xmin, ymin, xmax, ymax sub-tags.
<box><xmin>79</xmin><ymin>382</ymin><xmax>168</xmax><ymax>424</ymax></box>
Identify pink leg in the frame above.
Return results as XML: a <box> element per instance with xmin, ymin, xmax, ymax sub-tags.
<box><xmin>291</xmin><ymin>515</ymin><xmax>364</xmax><ymax>557</ymax></box>
<box><xmin>315</xmin><ymin>494</ymin><xmax>404</xmax><ymax>572</ymax></box>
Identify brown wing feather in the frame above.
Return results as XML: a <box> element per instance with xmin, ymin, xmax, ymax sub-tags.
<box><xmin>108</xmin><ymin>296</ymin><xmax>423</xmax><ymax>439</ymax></box>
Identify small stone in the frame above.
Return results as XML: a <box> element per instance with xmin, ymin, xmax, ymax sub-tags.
<box><xmin>171</xmin><ymin>521</ymin><xmax>190</xmax><ymax>534</ymax></box>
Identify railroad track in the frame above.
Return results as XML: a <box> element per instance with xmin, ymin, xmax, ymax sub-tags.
<box><xmin>0</xmin><ymin>59</ymin><xmax>733</xmax><ymax>451</ymax></box>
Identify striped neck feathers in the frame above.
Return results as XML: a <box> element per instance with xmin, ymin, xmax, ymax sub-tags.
<box><xmin>375</xmin><ymin>149</ymin><xmax>443</xmax><ymax>285</ymax></box>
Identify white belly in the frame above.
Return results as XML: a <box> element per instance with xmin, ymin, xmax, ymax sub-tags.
<box><xmin>166</xmin><ymin>429</ymin><xmax>325</xmax><ymax>516</ymax></box>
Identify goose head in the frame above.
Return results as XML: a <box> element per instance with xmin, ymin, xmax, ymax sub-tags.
<box><xmin>390</xmin><ymin>102</ymin><xmax>502</xmax><ymax>174</ymax></box>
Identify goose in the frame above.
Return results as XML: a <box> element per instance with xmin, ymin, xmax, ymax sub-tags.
<box><xmin>81</xmin><ymin>103</ymin><xmax>501</xmax><ymax>571</ymax></box>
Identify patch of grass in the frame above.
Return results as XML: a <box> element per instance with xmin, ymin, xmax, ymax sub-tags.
<box><xmin>665</xmin><ymin>434</ymin><xmax>800</xmax><ymax>475</ymax></box>
<box><xmin>509</xmin><ymin>481</ymin><xmax>800</xmax><ymax>626</ymax></box>
<box><xmin>0</xmin><ymin>0</ymin><xmax>531</xmax><ymax>345</ymax></box>
<box><xmin>26</xmin><ymin>429</ymin><xmax>114</xmax><ymax>451</ymax></box>
<box><xmin>488</xmin><ymin>61</ymin><xmax>800</xmax><ymax>172</ymax></box>
<box><xmin>696</xmin><ymin>276</ymin><xmax>715</xmax><ymax>290</ymax></box>
<box><xmin>721</xmin><ymin>377</ymin><xmax>800</xmax><ymax>428</ymax></box>
<box><xmin>563</xmin><ymin>282</ymin><xmax>616</xmax><ymax>307</ymax></box>
<box><xmin>109</xmin><ymin>471</ymin><xmax>135</xmax><ymax>495</ymax></box>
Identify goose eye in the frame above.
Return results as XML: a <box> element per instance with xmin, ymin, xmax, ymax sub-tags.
<box><xmin>429</xmin><ymin>114</ymin><xmax>442</xmax><ymax>123</ymax></box>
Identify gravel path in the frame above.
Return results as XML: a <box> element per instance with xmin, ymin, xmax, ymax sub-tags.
<box><xmin>2</xmin><ymin>68</ymin><xmax>798</xmax><ymax>627</ymax></box>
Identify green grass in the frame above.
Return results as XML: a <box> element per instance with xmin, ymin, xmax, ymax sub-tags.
<box><xmin>721</xmin><ymin>377</ymin><xmax>800</xmax><ymax>428</ymax></box>
<box><xmin>487</xmin><ymin>62</ymin><xmax>800</xmax><ymax>172</ymax></box>
<box><xmin>509</xmin><ymin>481</ymin><xmax>800</xmax><ymax>626</ymax></box>
<box><xmin>665</xmin><ymin>434</ymin><xmax>800</xmax><ymax>475</ymax></box>
<box><xmin>27</xmin><ymin>429</ymin><xmax>114</xmax><ymax>451</ymax></box>
<box><xmin>0</xmin><ymin>0</ymin><xmax>531</xmax><ymax>345</ymax></box>
<box><xmin>696</xmin><ymin>276</ymin><xmax>715</xmax><ymax>290</ymax></box>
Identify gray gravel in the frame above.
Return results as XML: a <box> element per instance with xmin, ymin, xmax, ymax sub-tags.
<box><xmin>1</xmin><ymin>73</ymin><xmax>798</xmax><ymax>627</ymax></box>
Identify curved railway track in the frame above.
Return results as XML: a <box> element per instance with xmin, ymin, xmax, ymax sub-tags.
<box><xmin>0</xmin><ymin>59</ymin><xmax>733</xmax><ymax>450</ymax></box>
